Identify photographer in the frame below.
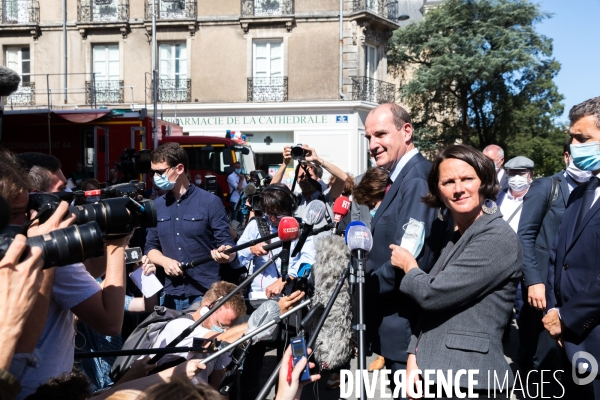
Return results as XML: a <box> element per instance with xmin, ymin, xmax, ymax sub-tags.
<box><xmin>0</xmin><ymin>153</ymin><xmax>130</xmax><ymax>399</ymax></box>
<box><xmin>272</xmin><ymin>145</ymin><xmax>348</xmax><ymax>218</ymax></box>
<box><xmin>146</xmin><ymin>142</ymin><xmax>236</xmax><ymax>310</ymax></box>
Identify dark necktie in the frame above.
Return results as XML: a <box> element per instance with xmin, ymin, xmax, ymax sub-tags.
<box><xmin>576</xmin><ymin>176</ymin><xmax>600</xmax><ymax>231</ymax></box>
<box><xmin>385</xmin><ymin>178</ymin><xmax>393</xmax><ymax>195</ymax></box>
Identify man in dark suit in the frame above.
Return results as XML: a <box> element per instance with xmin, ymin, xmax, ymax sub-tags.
<box><xmin>545</xmin><ymin>96</ymin><xmax>600</xmax><ymax>399</ymax></box>
<box><xmin>363</xmin><ymin>103</ymin><xmax>447</xmax><ymax>397</ymax></box>
<box><xmin>483</xmin><ymin>144</ymin><xmax>509</xmax><ymax>191</ymax></box>
<box><xmin>517</xmin><ymin>139</ymin><xmax>589</xmax><ymax>379</ymax></box>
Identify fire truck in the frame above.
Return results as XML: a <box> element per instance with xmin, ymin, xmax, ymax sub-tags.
<box><xmin>0</xmin><ymin>108</ymin><xmax>256</xmax><ymax>203</ymax></box>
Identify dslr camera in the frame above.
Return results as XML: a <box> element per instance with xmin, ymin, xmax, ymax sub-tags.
<box><xmin>291</xmin><ymin>144</ymin><xmax>307</xmax><ymax>161</ymax></box>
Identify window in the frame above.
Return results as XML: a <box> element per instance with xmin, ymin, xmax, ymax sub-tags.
<box><xmin>251</xmin><ymin>39</ymin><xmax>285</xmax><ymax>102</ymax></box>
<box><xmin>91</xmin><ymin>44</ymin><xmax>121</xmax><ymax>104</ymax></box>
<box><xmin>4</xmin><ymin>0</ymin><xmax>31</xmax><ymax>24</ymax></box>
<box><xmin>158</xmin><ymin>43</ymin><xmax>188</xmax><ymax>102</ymax></box>
<box><xmin>365</xmin><ymin>45</ymin><xmax>378</xmax><ymax>80</ymax></box>
<box><xmin>5</xmin><ymin>46</ymin><xmax>33</xmax><ymax>105</ymax></box>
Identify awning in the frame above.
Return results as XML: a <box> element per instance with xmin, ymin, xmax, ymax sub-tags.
<box><xmin>54</xmin><ymin>110</ymin><xmax>111</xmax><ymax>123</ymax></box>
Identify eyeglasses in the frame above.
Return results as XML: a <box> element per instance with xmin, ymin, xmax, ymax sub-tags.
<box><xmin>150</xmin><ymin>166</ymin><xmax>173</xmax><ymax>176</ymax></box>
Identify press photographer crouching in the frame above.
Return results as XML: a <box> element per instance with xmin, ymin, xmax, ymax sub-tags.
<box><xmin>0</xmin><ymin>151</ymin><xmax>155</xmax><ymax>400</ymax></box>
<box><xmin>216</xmin><ymin>184</ymin><xmax>315</xmax><ymax>399</ymax></box>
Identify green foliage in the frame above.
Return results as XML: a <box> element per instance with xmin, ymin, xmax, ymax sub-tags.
<box><xmin>388</xmin><ymin>0</ymin><xmax>565</xmax><ymax>174</ymax></box>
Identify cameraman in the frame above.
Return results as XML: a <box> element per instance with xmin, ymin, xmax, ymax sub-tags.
<box><xmin>145</xmin><ymin>143</ymin><xmax>236</xmax><ymax>310</ymax></box>
<box><xmin>1</xmin><ymin>153</ymin><xmax>130</xmax><ymax>399</ymax></box>
<box><xmin>272</xmin><ymin>145</ymin><xmax>348</xmax><ymax>218</ymax></box>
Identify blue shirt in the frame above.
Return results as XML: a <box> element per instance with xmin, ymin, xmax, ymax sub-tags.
<box><xmin>145</xmin><ymin>184</ymin><xmax>235</xmax><ymax>296</ymax></box>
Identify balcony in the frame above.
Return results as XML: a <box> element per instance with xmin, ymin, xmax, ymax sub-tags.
<box><xmin>157</xmin><ymin>78</ymin><xmax>191</xmax><ymax>103</ymax></box>
<box><xmin>78</xmin><ymin>0</ymin><xmax>129</xmax><ymax>23</ymax></box>
<box><xmin>0</xmin><ymin>0</ymin><xmax>39</xmax><ymax>24</ymax></box>
<box><xmin>145</xmin><ymin>0</ymin><xmax>196</xmax><ymax>21</ymax></box>
<box><xmin>351</xmin><ymin>76</ymin><xmax>395</xmax><ymax>104</ymax></box>
<box><xmin>86</xmin><ymin>80</ymin><xmax>124</xmax><ymax>106</ymax></box>
<box><xmin>7</xmin><ymin>82</ymin><xmax>35</xmax><ymax>107</ymax></box>
<box><xmin>353</xmin><ymin>0</ymin><xmax>398</xmax><ymax>20</ymax></box>
<box><xmin>247</xmin><ymin>77</ymin><xmax>287</xmax><ymax>102</ymax></box>
<box><xmin>241</xmin><ymin>0</ymin><xmax>294</xmax><ymax>17</ymax></box>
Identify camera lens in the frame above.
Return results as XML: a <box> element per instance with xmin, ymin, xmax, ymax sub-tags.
<box><xmin>291</xmin><ymin>146</ymin><xmax>305</xmax><ymax>161</ymax></box>
<box><xmin>69</xmin><ymin>198</ymin><xmax>157</xmax><ymax>238</ymax></box>
<box><xmin>26</xmin><ymin>222</ymin><xmax>104</xmax><ymax>268</ymax></box>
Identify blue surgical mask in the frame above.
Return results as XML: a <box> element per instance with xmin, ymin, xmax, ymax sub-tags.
<box><xmin>211</xmin><ymin>325</ymin><xmax>225</xmax><ymax>333</ymax></box>
<box><xmin>570</xmin><ymin>142</ymin><xmax>600</xmax><ymax>172</ymax></box>
<box><xmin>369</xmin><ymin>208</ymin><xmax>378</xmax><ymax>218</ymax></box>
<box><xmin>234</xmin><ymin>168</ymin><xmax>242</xmax><ymax>174</ymax></box>
<box><xmin>153</xmin><ymin>173</ymin><xmax>175</xmax><ymax>191</ymax></box>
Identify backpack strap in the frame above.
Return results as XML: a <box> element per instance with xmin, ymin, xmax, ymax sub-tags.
<box><xmin>544</xmin><ymin>177</ymin><xmax>560</xmax><ymax>217</ymax></box>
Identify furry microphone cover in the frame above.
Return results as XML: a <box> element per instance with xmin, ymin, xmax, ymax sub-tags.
<box><xmin>310</xmin><ymin>234</ymin><xmax>353</xmax><ymax>370</ymax></box>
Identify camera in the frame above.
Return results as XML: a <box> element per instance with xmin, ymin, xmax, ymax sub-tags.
<box><xmin>28</xmin><ymin>192</ymin><xmax>157</xmax><ymax>238</ymax></box>
<box><xmin>0</xmin><ymin>222</ymin><xmax>104</xmax><ymax>269</ymax></box>
<box><xmin>115</xmin><ymin>149</ymin><xmax>152</xmax><ymax>176</ymax></box>
<box><xmin>291</xmin><ymin>144</ymin><xmax>306</xmax><ymax>161</ymax></box>
<box><xmin>249</xmin><ymin>170</ymin><xmax>272</xmax><ymax>188</ymax></box>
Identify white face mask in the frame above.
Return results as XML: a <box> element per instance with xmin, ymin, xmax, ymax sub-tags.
<box><xmin>566</xmin><ymin>159</ymin><xmax>593</xmax><ymax>183</ymax></box>
<box><xmin>508</xmin><ymin>175</ymin><xmax>530</xmax><ymax>192</ymax></box>
<box><xmin>195</xmin><ymin>179</ymin><xmax>202</xmax><ymax>185</ymax></box>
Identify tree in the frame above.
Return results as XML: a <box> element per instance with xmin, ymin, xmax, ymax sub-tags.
<box><xmin>388</xmin><ymin>0</ymin><xmax>564</xmax><ymax>164</ymax></box>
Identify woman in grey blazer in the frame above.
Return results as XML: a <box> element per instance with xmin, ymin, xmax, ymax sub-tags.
<box><xmin>390</xmin><ymin>144</ymin><xmax>522</xmax><ymax>399</ymax></box>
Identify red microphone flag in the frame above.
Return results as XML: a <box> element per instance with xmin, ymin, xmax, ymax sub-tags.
<box><xmin>332</xmin><ymin>196</ymin><xmax>351</xmax><ymax>223</ymax></box>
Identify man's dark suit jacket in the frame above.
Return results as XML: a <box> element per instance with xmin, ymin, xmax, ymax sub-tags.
<box><xmin>518</xmin><ymin>171</ymin><xmax>570</xmax><ymax>287</ymax></box>
<box><xmin>547</xmin><ymin>177</ymin><xmax>600</xmax><ymax>369</ymax></box>
<box><xmin>499</xmin><ymin>170</ymin><xmax>509</xmax><ymax>191</ymax></box>
<box><xmin>365</xmin><ymin>152</ymin><xmax>448</xmax><ymax>363</ymax></box>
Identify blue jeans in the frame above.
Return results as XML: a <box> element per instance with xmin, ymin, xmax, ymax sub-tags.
<box><xmin>160</xmin><ymin>293</ymin><xmax>203</xmax><ymax>310</ymax></box>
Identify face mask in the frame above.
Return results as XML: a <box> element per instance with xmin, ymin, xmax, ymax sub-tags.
<box><xmin>195</xmin><ymin>179</ymin><xmax>202</xmax><ymax>185</ymax></box>
<box><xmin>508</xmin><ymin>175</ymin><xmax>529</xmax><ymax>192</ymax></box>
<box><xmin>234</xmin><ymin>168</ymin><xmax>242</xmax><ymax>174</ymax></box>
<box><xmin>570</xmin><ymin>142</ymin><xmax>600</xmax><ymax>172</ymax></box>
<box><xmin>369</xmin><ymin>208</ymin><xmax>378</xmax><ymax>218</ymax></box>
<box><xmin>153</xmin><ymin>172</ymin><xmax>175</xmax><ymax>191</ymax></box>
<box><xmin>211</xmin><ymin>324</ymin><xmax>225</xmax><ymax>333</ymax></box>
<box><xmin>566</xmin><ymin>159</ymin><xmax>593</xmax><ymax>183</ymax></box>
<box><xmin>400</xmin><ymin>218</ymin><xmax>425</xmax><ymax>257</ymax></box>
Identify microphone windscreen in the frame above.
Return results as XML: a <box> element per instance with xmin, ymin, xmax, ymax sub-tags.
<box><xmin>278</xmin><ymin>217</ymin><xmax>300</xmax><ymax>241</ymax></box>
<box><xmin>0</xmin><ymin>195</ymin><xmax>10</xmax><ymax>233</ymax></box>
<box><xmin>347</xmin><ymin>225</ymin><xmax>373</xmax><ymax>252</ymax></box>
<box><xmin>332</xmin><ymin>196</ymin><xmax>351</xmax><ymax>222</ymax></box>
<box><xmin>0</xmin><ymin>66</ymin><xmax>21</xmax><ymax>96</ymax></box>
<box><xmin>344</xmin><ymin>220</ymin><xmax>367</xmax><ymax>244</ymax></box>
<box><xmin>310</xmin><ymin>235</ymin><xmax>352</xmax><ymax>369</ymax></box>
<box><xmin>247</xmin><ymin>300</ymin><xmax>281</xmax><ymax>343</ymax></box>
<box><xmin>243</xmin><ymin>183</ymin><xmax>257</xmax><ymax>196</ymax></box>
<box><xmin>303</xmin><ymin>200</ymin><xmax>326</xmax><ymax>225</ymax></box>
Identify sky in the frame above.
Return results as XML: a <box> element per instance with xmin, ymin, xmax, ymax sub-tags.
<box><xmin>536</xmin><ymin>0</ymin><xmax>600</xmax><ymax>122</ymax></box>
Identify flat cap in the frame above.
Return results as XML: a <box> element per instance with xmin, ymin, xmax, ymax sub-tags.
<box><xmin>504</xmin><ymin>156</ymin><xmax>534</xmax><ymax>170</ymax></box>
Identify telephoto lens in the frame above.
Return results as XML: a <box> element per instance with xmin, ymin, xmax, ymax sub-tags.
<box><xmin>291</xmin><ymin>144</ymin><xmax>306</xmax><ymax>161</ymax></box>
<box><xmin>69</xmin><ymin>198</ymin><xmax>157</xmax><ymax>238</ymax></box>
<box><xmin>0</xmin><ymin>222</ymin><xmax>104</xmax><ymax>269</ymax></box>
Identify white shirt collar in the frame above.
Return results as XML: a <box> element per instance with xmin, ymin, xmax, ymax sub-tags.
<box><xmin>390</xmin><ymin>148</ymin><xmax>419</xmax><ymax>182</ymax></box>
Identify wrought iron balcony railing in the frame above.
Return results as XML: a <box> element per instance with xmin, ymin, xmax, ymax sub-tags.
<box><xmin>78</xmin><ymin>0</ymin><xmax>129</xmax><ymax>23</ymax></box>
<box><xmin>145</xmin><ymin>0</ymin><xmax>196</xmax><ymax>20</ymax></box>
<box><xmin>86</xmin><ymin>80</ymin><xmax>124</xmax><ymax>105</ymax></box>
<box><xmin>7</xmin><ymin>82</ymin><xmax>35</xmax><ymax>106</ymax></box>
<box><xmin>247</xmin><ymin>77</ymin><xmax>288</xmax><ymax>102</ymax></box>
<box><xmin>0</xmin><ymin>0</ymin><xmax>39</xmax><ymax>24</ymax></box>
<box><xmin>351</xmin><ymin>76</ymin><xmax>395</xmax><ymax>104</ymax></box>
<box><xmin>241</xmin><ymin>0</ymin><xmax>294</xmax><ymax>17</ymax></box>
<box><xmin>157</xmin><ymin>78</ymin><xmax>191</xmax><ymax>103</ymax></box>
<box><xmin>353</xmin><ymin>0</ymin><xmax>397</xmax><ymax>20</ymax></box>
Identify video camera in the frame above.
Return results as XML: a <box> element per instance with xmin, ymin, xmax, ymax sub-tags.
<box><xmin>28</xmin><ymin>182</ymin><xmax>157</xmax><ymax>238</ymax></box>
<box><xmin>0</xmin><ymin>222</ymin><xmax>104</xmax><ymax>269</ymax></box>
<box><xmin>115</xmin><ymin>148</ymin><xmax>152</xmax><ymax>176</ymax></box>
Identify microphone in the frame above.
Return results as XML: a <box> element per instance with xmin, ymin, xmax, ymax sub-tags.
<box><xmin>310</xmin><ymin>234</ymin><xmax>353</xmax><ymax>369</ymax></box>
<box><xmin>243</xmin><ymin>183</ymin><xmax>257</xmax><ymax>197</ymax></box>
<box><xmin>246</xmin><ymin>300</ymin><xmax>281</xmax><ymax>344</ymax></box>
<box><xmin>180</xmin><ymin>230</ymin><xmax>280</xmax><ymax>270</ymax></box>
<box><xmin>291</xmin><ymin>200</ymin><xmax>326</xmax><ymax>257</ymax></box>
<box><xmin>278</xmin><ymin>217</ymin><xmax>299</xmax><ymax>281</ymax></box>
<box><xmin>332</xmin><ymin>196</ymin><xmax>351</xmax><ymax>233</ymax></box>
<box><xmin>0</xmin><ymin>66</ymin><xmax>21</xmax><ymax>97</ymax></box>
<box><xmin>344</xmin><ymin>220</ymin><xmax>367</xmax><ymax>244</ymax></box>
<box><xmin>347</xmin><ymin>225</ymin><xmax>373</xmax><ymax>259</ymax></box>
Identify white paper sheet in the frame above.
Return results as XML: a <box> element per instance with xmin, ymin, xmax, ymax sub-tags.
<box><xmin>129</xmin><ymin>268</ymin><xmax>163</xmax><ymax>298</ymax></box>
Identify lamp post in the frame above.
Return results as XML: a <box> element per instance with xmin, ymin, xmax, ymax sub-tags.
<box><xmin>397</xmin><ymin>14</ymin><xmax>410</xmax><ymax>21</ymax></box>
